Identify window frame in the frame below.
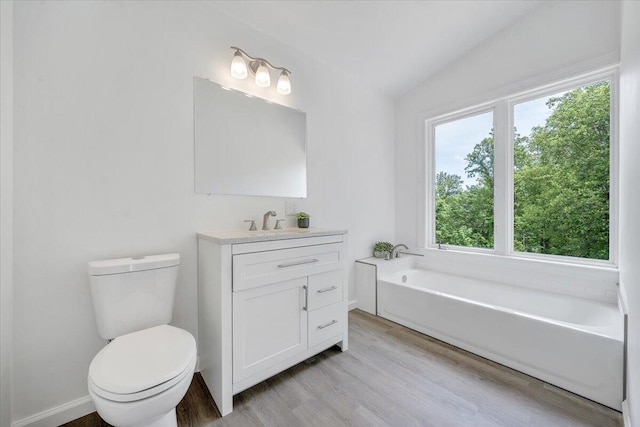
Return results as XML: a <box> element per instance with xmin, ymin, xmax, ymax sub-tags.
<box><xmin>426</xmin><ymin>104</ymin><xmax>497</xmax><ymax>255</ymax></box>
<box><xmin>424</xmin><ymin>66</ymin><xmax>619</xmax><ymax>266</ymax></box>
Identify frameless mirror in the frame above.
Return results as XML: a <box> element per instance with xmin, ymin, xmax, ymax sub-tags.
<box><xmin>194</xmin><ymin>77</ymin><xmax>307</xmax><ymax>197</ymax></box>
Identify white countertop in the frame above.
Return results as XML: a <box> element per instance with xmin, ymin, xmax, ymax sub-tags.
<box><xmin>355</xmin><ymin>256</ymin><xmax>391</xmax><ymax>266</ymax></box>
<box><xmin>197</xmin><ymin>227</ymin><xmax>348</xmax><ymax>245</ymax></box>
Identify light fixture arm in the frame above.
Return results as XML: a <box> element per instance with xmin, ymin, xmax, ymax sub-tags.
<box><xmin>231</xmin><ymin>46</ymin><xmax>291</xmax><ymax>75</ymax></box>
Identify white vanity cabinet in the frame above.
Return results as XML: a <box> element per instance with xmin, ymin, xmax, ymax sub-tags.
<box><xmin>197</xmin><ymin>229</ymin><xmax>348</xmax><ymax>416</ymax></box>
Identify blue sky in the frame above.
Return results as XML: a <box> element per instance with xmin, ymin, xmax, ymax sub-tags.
<box><xmin>434</xmin><ymin>93</ymin><xmax>563</xmax><ymax>187</ymax></box>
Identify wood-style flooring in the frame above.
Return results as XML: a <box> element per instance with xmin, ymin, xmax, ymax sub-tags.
<box><xmin>63</xmin><ymin>310</ymin><xmax>622</xmax><ymax>427</ymax></box>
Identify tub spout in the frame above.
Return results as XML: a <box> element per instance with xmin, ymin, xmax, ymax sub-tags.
<box><xmin>391</xmin><ymin>244</ymin><xmax>409</xmax><ymax>259</ymax></box>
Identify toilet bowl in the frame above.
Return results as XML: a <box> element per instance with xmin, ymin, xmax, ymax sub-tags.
<box><xmin>88</xmin><ymin>325</ymin><xmax>197</xmax><ymax>427</ymax></box>
<box><xmin>87</xmin><ymin>254</ymin><xmax>196</xmax><ymax>427</ymax></box>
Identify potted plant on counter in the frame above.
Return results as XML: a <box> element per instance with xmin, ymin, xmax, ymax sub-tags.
<box><xmin>296</xmin><ymin>212</ymin><xmax>310</xmax><ymax>228</ymax></box>
<box><xmin>374</xmin><ymin>241</ymin><xmax>394</xmax><ymax>259</ymax></box>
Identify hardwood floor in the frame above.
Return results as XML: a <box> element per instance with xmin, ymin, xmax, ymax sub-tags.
<box><xmin>63</xmin><ymin>310</ymin><xmax>622</xmax><ymax>427</ymax></box>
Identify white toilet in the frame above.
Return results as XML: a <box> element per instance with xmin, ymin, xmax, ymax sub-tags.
<box><xmin>87</xmin><ymin>253</ymin><xmax>196</xmax><ymax>427</ymax></box>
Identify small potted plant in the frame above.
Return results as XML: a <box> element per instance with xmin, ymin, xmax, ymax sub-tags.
<box><xmin>374</xmin><ymin>241</ymin><xmax>394</xmax><ymax>258</ymax></box>
<box><xmin>296</xmin><ymin>212</ymin><xmax>310</xmax><ymax>228</ymax></box>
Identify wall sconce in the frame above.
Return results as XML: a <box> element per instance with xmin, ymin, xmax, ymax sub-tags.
<box><xmin>230</xmin><ymin>46</ymin><xmax>292</xmax><ymax>95</ymax></box>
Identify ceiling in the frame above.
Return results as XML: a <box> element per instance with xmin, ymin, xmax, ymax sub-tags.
<box><xmin>211</xmin><ymin>1</ymin><xmax>544</xmax><ymax>99</ymax></box>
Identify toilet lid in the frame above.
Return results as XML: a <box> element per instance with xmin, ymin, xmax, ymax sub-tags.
<box><xmin>89</xmin><ymin>325</ymin><xmax>196</xmax><ymax>396</ymax></box>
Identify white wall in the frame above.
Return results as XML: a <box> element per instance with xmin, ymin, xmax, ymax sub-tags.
<box><xmin>395</xmin><ymin>0</ymin><xmax>621</xmax><ymax>248</ymax></box>
<box><xmin>11</xmin><ymin>1</ymin><xmax>395</xmax><ymax>423</ymax></box>
<box><xmin>619</xmin><ymin>2</ymin><xmax>640</xmax><ymax>424</ymax></box>
<box><xmin>1</xmin><ymin>1</ymin><xmax>14</xmax><ymax>426</ymax></box>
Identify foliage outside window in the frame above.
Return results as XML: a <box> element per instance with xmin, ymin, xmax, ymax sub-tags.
<box><xmin>428</xmin><ymin>73</ymin><xmax>613</xmax><ymax>263</ymax></box>
<box><xmin>434</xmin><ymin>112</ymin><xmax>494</xmax><ymax>249</ymax></box>
<box><xmin>513</xmin><ymin>82</ymin><xmax>610</xmax><ymax>260</ymax></box>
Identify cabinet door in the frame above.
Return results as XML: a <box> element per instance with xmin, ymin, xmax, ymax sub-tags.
<box><xmin>233</xmin><ymin>277</ymin><xmax>308</xmax><ymax>383</ymax></box>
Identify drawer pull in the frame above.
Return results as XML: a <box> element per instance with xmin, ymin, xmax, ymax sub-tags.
<box><xmin>303</xmin><ymin>285</ymin><xmax>308</xmax><ymax>311</ymax></box>
<box><xmin>317</xmin><ymin>319</ymin><xmax>338</xmax><ymax>329</ymax></box>
<box><xmin>317</xmin><ymin>285</ymin><xmax>338</xmax><ymax>294</ymax></box>
<box><xmin>278</xmin><ymin>258</ymin><xmax>319</xmax><ymax>268</ymax></box>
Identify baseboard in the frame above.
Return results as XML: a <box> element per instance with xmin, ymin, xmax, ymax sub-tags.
<box><xmin>11</xmin><ymin>395</ymin><xmax>95</xmax><ymax>427</ymax></box>
<box><xmin>622</xmin><ymin>400</ymin><xmax>632</xmax><ymax>427</ymax></box>
<box><xmin>348</xmin><ymin>299</ymin><xmax>358</xmax><ymax>311</ymax></box>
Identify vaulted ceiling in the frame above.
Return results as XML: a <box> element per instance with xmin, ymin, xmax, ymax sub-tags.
<box><xmin>212</xmin><ymin>1</ymin><xmax>544</xmax><ymax>99</ymax></box>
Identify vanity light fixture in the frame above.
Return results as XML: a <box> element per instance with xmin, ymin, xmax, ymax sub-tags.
<box><xmin>230</xmin><ymin>51</ymin><xmax>248</xmax><ymax>79</ymax></box>
<box><xmin>230</xmin><ymin>46</ymin><xmax>292</xmax><ymax>95</ymax></box>
<box><xmin>276</xmin><ymin>70</ymin><xmax>291</xmax><ymax>95</ymax></box>
<box><xmin>254</xmin><ymin>61</ymin><xmax>271</xmax><ymax>88</ymax></box>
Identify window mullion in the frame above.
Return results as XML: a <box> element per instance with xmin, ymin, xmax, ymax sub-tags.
<box><xmin>493</xmin><ymin>100</ymin><xmax>510</xmax><ymax>256</ymax></box>
<box><xmin>423</xmin><ymin>120</ymin><xmax>434</xmax><ymax>248</ymax></box>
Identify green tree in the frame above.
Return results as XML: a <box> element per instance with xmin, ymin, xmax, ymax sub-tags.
<box><xmin>465</xmin><ymin>134</ymin><xmax>494</xmax><ymax>186</ymax></box>
<box><xmin>435</xmin><ymin>172</ymin><xmax>466</xmax><ymax>245</ymax></box>
<box><xmin>514</xmin><ymin>81</ymin><xmax>610</xmax><ymax>259</ymax></box>
<box><xmin>435</xmin><ymin>171</ymin><xmax>463</xmax><ymax>198</ymax></box>
<box><xmin>435</xmin><ymin>137</ymin><xmax>494</xmax><ymax>249</ymax></box>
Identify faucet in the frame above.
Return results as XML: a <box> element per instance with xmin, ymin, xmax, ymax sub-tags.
<box><xmin>390</xmin><ymin>244</ymin><xmax>409</xmax><ymax>259</ymax></box>
<box><xmin>262</xmin><ymin>210</ymin><xmax>277</xmax><ymax>230</ymax></box>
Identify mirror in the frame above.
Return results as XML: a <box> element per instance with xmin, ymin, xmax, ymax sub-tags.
<box><xmin>194</xmin><ymin>77</ymin><xmax>307</xmax><ymax>197</ymax></box>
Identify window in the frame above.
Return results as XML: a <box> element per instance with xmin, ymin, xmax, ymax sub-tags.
<box><xmin>434</xmin><ymin>111</ymin><xmax>494</xmax><ymax>249</ymax></box>
<box><xmin>425</xmin><ymin>69</ymin><xmax>616</xmax><ymax>264</ymax></box>
<box><xmin>513</xmin><ymin>82</ymin><xmax>610</xmax><ymax>260</ymax></box>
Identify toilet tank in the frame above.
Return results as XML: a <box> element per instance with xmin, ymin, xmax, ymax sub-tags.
<box><xmin>88</xmin><ymin>254</ymin><xmax>180</xmax><ymax>340</ymax></box>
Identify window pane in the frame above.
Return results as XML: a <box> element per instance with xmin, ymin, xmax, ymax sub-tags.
<box><xmin>513</xmin><ymin>81</ymin><xmax>610</xmax><ymax>260</ymax></box>
<box><xmin>434</xmin><ymin>111</ymin><xmax>494</xmax><ymax>248</ymax></box>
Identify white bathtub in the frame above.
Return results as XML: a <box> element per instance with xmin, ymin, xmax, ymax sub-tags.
<box><xmin>377</xmin><ymin>268</ymin><xmax>623</xmax><ymax>410</ymax></box>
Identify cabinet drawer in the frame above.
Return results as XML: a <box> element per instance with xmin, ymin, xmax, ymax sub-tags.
<box><xmin>308</xmin><ymin>303</ymin><xmax>345</xmax><ymax>348</ymax></box>
<box><xmin>233</xmin><ymin>243</ymin><xmax>343</xmax><ymax>291</ymax></box>
<box><xmin>307</xmin><ymin>270</ymin><xmax>343</xmax><ymax>311</ymax></box>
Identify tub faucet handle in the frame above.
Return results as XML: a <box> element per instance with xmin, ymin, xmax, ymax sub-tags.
<box><xmin>275</xmin><ymin>219</ymin><xmax>285</xmax><ymax>230</ymax></box>
<box><xmin>244</xmin><ymin>220</ymin><xmax>257</xmax><ymax>231</ymax></box>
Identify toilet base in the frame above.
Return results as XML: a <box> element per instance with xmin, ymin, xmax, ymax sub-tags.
<box><xmin>139</xmin><ymin>408</ymin><xmax>177</xmax><ymax>427</ymax></box>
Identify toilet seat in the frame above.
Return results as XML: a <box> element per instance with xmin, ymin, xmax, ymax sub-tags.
<box><xmin>88</xmin><ymin>356</ymin><xmax>196</xmax><ymax>403</ymax></box>
<box><xmin>89</xmin><ymin>325</ymin><xmax>196</xmax><ymax>403</ymax></box>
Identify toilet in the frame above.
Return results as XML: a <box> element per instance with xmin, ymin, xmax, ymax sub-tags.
<box><xmin>87</xmin><ymin>253</ymin><xmax>196</xmax><ymax>427</ymax></box>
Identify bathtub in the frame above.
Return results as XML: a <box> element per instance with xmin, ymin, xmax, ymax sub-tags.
<box><xmin>377</xmin><ymin>268</ymin><xmax>623</xmax><ymax>410</ymax></box>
